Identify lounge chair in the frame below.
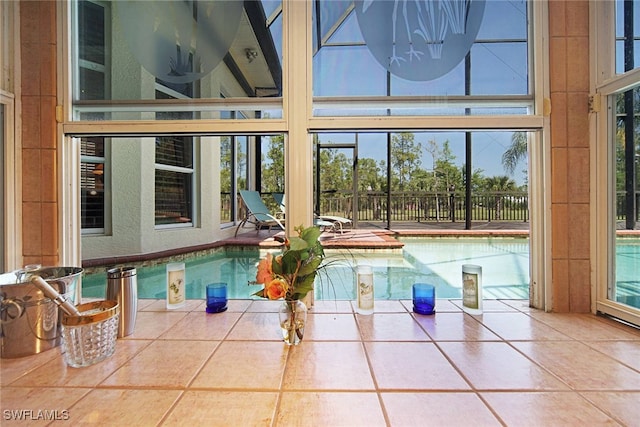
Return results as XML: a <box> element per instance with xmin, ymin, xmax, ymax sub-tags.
<box><xmin>272</xmin><ymin>193</ymin><xmax>351</xmax><ymax>233</ymax></box>
<box><xmin>235</xmin><ymin>190</ymin><xmax>286</xmax><ymax>236</ymax></box>
<box><xmin>316</xmin><ymin>214</ymin><xmax>352</xmax><ymax>234</ymax></box>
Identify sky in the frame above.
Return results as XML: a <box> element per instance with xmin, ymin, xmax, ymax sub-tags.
<box><xmin>310</xmin><ymin>0</ymin><xmax>529</xmax><ymax>186</ymax></box>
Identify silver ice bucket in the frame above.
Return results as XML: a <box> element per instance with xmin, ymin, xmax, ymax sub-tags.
<box><xmin>0</xmin><ymin>266</ymin><xmax>83</xmax><ymax>358</ymax></box>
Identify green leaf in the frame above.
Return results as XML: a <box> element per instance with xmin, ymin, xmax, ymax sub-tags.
<box><xmin>271</xmin><ymin>256</ymin><xmax>283</xmax><ymax>275</ymax></box>
<box><xmin>301</xmin><ymin>226</ymin><xmax>322</xmax><ymax>246</ymax></box>
<box><xmin>298</xmin><ymin>257</ymin><xmax>322</xmax><ymax>276</ymax></box>
<box><xmin>280</xmin><ymin>251</ymin><xmax>300</xmax><ymax>274</ymax></box>
<box><xmin>292</xmin><ymin>274</ymin><xmax>315</xmax><ymax>299</ymax></box>
<box><xmin>288</xmin><ymin>236</ymin><xmax>308</xmax><ymax>252</ymax></box>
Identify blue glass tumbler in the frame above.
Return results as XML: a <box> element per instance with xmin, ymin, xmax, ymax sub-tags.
<box><xmin>206</xmin><ymin>283</ymin><xmax>228</xmax><ymax>313</ymax></box>
<box><xmin>413</xmin><ymin>283</ymin><xmax>435</xmax><ymax>315</ymax></box>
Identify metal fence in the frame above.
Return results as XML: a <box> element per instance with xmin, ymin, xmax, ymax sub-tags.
<box><xmin>616</xmin><ymin>191</ymin><xmax>640</xmax><ymax>223</ymax></box>
<box><xmin>321</xmin><ymin>191</ymin><xmax>529</xmax><ymax>224</ymax></box>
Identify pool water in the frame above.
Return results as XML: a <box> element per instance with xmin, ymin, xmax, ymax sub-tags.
<box><xmin>615</xmin><ymin>239</ymin><xmax>640</xmax><ymax>308</ymax></box>
<box><xmin>82</xmin><ymin>237</ymin><xmax>531</xmax><ymax>301</ymax></box>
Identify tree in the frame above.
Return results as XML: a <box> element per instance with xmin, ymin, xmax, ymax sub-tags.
<box><xmin>219</xmin><ymin>137</ymin><xmax>232</xmax><ymax>195</ymax></box>
<box><xmin>502</xmin><ymin>132</ymin><xmax>527</xmax><ymax>176</ymax></box>
<box><xmin>358</xmin><ymin>157</ymin><xmax>382</xmax><ymax>191</ymax></box>
<box><xmin>261</xmin><ymin>135</ymin><xmax>285</xmax><ymax>193</ymax></box>
<box><xmin>484</xmin><ymin>175</ymin><xmax>517</xmax><ymax>220</ymax></box>
<box><xmin>433</xmin><ymin>141</ymin><xmax>462</xmax><ymax>192</ymax></box>
<box><xmin>391</xmin><ymin>132</ymin><xmax>422</xmax><ymax>190</ymax></box>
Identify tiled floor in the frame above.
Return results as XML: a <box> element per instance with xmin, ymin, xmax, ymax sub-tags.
<box><xmin>2</xmin><ymin>298</ymin><xmax>640</xmax><ymax>426</ymax></box>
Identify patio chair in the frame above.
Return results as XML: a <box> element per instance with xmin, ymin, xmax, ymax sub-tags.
<box><xmin>235</xmin><ymin>190</ymin><xmax>286</xmax><ymax>236</ymax></box>
<box><xmin>316</xmin><ymin>214</ymin><xmax>352</xmax><ymax>234</ymax></box>
<box><xmin>272</xmin><ymin>193</ymin><xmax>351</xmax><ymax>233</ymax></box>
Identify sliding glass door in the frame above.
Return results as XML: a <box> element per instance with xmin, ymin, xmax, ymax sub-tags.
<box><xmin>594</xmin><ymin>1</ymin><xmax>640</xmax><ymax>326</ymax></box>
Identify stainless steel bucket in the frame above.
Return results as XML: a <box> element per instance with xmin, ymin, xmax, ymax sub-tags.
<box><xmin>0</xmin><ymin>266</ymin><xmax>83</xmax><ymax>358</ymax></box>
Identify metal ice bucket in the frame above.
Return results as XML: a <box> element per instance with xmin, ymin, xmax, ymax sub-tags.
<box><xmin>0</xmin><ymin>266</ymin><xmax>83</xmax><ymax>358</ymax></box>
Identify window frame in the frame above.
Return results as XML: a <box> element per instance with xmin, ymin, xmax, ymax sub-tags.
<box><xmin>61</xmin><ymin>1</ymin><xmax>549</xmax><ymax>309</ymax></box>
<box><xmin>593</xmin><ymin>0</ymin><xmax>640</xmax><ymax>325</ymax></box>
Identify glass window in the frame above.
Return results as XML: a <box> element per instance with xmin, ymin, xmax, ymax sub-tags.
<box><xmin>260</xmin><ymin>135</ymin><xmax>285</xmax><ymax>194</ymax></box>
<box><xmin>613</xmin><ymin>88</ymin><xmax>640</xmax><ymax>311</ymax></box>
<box><xmin>77</xmin><ymin>0</ymin><xmax>109</xmax><ymax>121</ymax></box>
<box><xmin>220</xmin><ymin>136</ymin><xmax>233</xmax><ymax>224</ymax></box>
<box><xmin>616</xmin><ymin>0</ymin><xmax>640</xmax><ymax>74</ymax></box>
<box><xmin>313</xmin><ymin>130</ymin><xmax>529</xmax><ymax>228</ymax></box>
<box><xmin>80</xmin><ymin>137</ymin><xmax>108</xmax><ymax>233</ymax></box>
<box><xmin>72</xmin><ymin>0</ymin><xmax>283</xmax><ymax>120</ymax></box>
<box><xmin>312</xmin><ymin>0</ymin><xmax>531</xmax><ymax>116</ymax></box>
<box><xmin>220</xmin><ymin>135</ymin><xmax>250</xmax><ymax>225</ymax></box>
<box><xmin>155</xmin><ymin>136</ymin><xmax>194</xmax><ymax>227</ymax></box>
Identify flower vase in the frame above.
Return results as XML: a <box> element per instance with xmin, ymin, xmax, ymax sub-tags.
<box><xmin>279</xmin><ymin>300</ymin><xmax>307</xmax><ymax>345</ymax></box>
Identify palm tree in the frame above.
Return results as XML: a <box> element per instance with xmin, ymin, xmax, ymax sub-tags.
<box><xmin>502</xmin><ymin>132</ymin><xmax>527</xmax><ymax>176</ymax></box>
<box><xmin>484</xmin><ymin>175</ymin><xmax>517</xmax><ymax>220</ymax></box>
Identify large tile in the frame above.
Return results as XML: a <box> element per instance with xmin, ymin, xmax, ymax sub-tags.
<box><xmin>529</xmin><ymin>312</ymin><xmax>640</xmax><ymax>341</ymax></box>
<box><xmin>477</xmin><ymin>312</ymin><xmax>572</xmax><ymax>341</ymax></box>
<box><xmin>513</xmin><ymin>341</ymin><xmax>640</xmax><ymax>390</ymax></box>
<box><xmin>305</xmin><ymin>313</ymin><xmax>361</xmax><ymax>341</ymax></box>
<box><xmin>581</xmin><ymin>392</ymin><xmax>640</xmax><ymax>427</ymax></box>
<box><xmin>68</xmin><ymin>389</ymin><xmax>181</xmax><ymax>426</ymax></box>
<box><xmin>226</xmin><ymin>299</ymin><xmax>253</xmax><ymax>312</ymax></box>
<box><xmin>101</xmin><ymin>340</ymin><xmax>216</xmax><ymax>388</ymax></box>
<box><xmin>283</xmin><ymin>342</ymin><xmax>375</xmax><ymax>390</ymax></box>
<box><xmin>365</xmin><ymin>342</ymin><xmax>470</xmax><ymax>390</ymax></box>
<box><xmin>163</xmin><ymin>391</ymin><xmax>278</xmax><ymax>426</ymax></box>
<box><xmin>141</xmin><ymin>299</ymin><xmax>204</xmax><ymax>312</ymax></box>
<box><xmin>191</xmin><ymin>341</ymin><xmax>287</xmax><ymax>390</ymax></box>
<box><xmin>449</xmin><ymin>299</ymin><xmax>519</xmax><ymax>313</ymax></box>
<box><xmin>124</xmin><ymin>311</ymin><xmax>188</xmax><ymax>339</ymax></box>
<box><xmin>382</xmin><ymin>392</ymin><xmax>501</xmax><ymax>426</ymax></box>
<box><xmin>482</xmin><ymin>392</ymin><xmax>619</xmax><ymax>426</ymax></box>
<box><xmin>585</xmin><ymin>340</ymin><xmax>640</xmax><ymax>371</ymax></box>
<box><xmin>309</xmin><ymin>299</ymin><xmax>354</xmax><ymax>313</ymax></box>
<box><xmin>0</xmin><ymin>387</ymin><xmax>90</xmax><ymax>426</ymax></box>
<box><xmin>161</xmin><ymin>311</ymin><xmax>242</xmax><ymax>341</ymax></box>
<box><xmin>14</xmin><ymin>339</ymin><xmax>151</xmax><ymax>388</ymax></box>
<box><xmin>0</xmin><ymin>348</ymin><xmax>59</xmax><ymax>386</ymax></box>
<box><xmin>357</xmin><ymin>313</ymin><xmax>430</xmax><ymax>341</ymax></box>
<box><xmin>438</xmin><ymin>341</ymin><xmax>568</xmax><ymax>390</ymax></box>
<box><xmin>246</xmin><ymin>299</ymin><xmax>281</xmax><ymax>313</ymax></box>
<box><xmin>367</xmin><ymin>300</ymin><xmax>408</xmax><ymax>312</ymax></box>
<box><xmin>501</xmin><ymin>299</ymin><xmax>535</xmax><ymax>312</ymax></box>
<box><xmin>277</xmin><ymin>392</ymin><xmax>386</xmax><ymax>426</ymax></box>
<box><xmin>226</xmin><ymin>312</ymin><xmax>282</xmax><ymax>341</ymax></box>
<box><xmin>413</xmin><ymin>312</ymin><xmax>500</xmax><ymax>341</ymax></box>
<box><xmin>136</xmin><ymin>299</ymin><xmax>158</xmax><ymax>310</ymax></box>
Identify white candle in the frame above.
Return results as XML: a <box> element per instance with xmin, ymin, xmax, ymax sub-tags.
<box><xmin>462</xmin><ymin>264</ymin><xmax>482</xmax><ymax>315</ymax></box>
<box><xmin>356</xmin><ymin>265</ymin><xmax>374</xmax><ymax>315</ymax></box>
<box><xmin>166</xmin><ymin>262</ymin><xmax>186</xmax><ymax>309</ymax></box>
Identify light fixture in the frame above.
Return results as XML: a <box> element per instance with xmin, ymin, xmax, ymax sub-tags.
<box><xmin>245</xmin><ymin>48</ymin><xmax>258</xmax><ymax>63</ymax></box>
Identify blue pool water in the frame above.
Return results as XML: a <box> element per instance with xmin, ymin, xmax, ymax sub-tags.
<box><xmin>82</xmin><ymin>237</ymin><xmax>531</xmax><ymax>300</ymax></box>
<box><xmin>615</xmin><ymin>238</ymin><xmax>640</xmax><ymax>307</ymax></box>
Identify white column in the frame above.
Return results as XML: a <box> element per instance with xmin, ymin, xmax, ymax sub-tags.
<box><xmin>283</xmin><ymin>0</ymin><xmax>313</xmax><ymax>234</ymax></box>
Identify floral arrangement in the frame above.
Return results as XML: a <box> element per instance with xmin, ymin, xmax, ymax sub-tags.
<box><xmin>251</xmin><ymin>225</ymin><xmax>325</xmax><ymax>301</ymax></box>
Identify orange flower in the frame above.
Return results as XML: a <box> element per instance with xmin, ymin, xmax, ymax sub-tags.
<box><xmin>265</xmin><ymin>277</ymin><xmax>288</xmax><ymax>300</ymax></box>
<box><xmin>256</xmin><ymin>253</ymin><xmax>274</xmax><ymax>284</ymax></box>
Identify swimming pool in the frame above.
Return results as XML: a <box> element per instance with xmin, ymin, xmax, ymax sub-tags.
<box><xmin>82</xmin><ymin>237</ymin><xmax>531</xmax><ymax>301</ymax></box>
